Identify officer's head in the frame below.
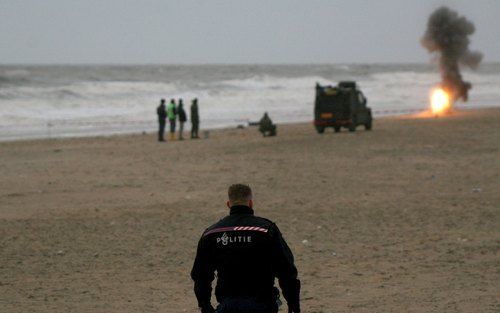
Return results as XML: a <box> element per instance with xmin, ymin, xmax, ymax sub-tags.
<box><xmin>227</xmin><ymin>184</ymin><xmax>253</xmax><ymax>208</ymax></box>
<box><xmin>160</xmin><ymin>98</ymin><xmax>165</xmax><ymax>104</ymax></box>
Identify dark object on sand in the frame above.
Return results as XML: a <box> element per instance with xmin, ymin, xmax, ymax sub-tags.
<box><xmin>259</xmin><ymin>112</ymin><xmax>277</xmax><ymax>137</ymax></box>
<box><xmin>314</xmin><ymin>81</ymin><xmax>372</xmax><ymax>133</ymax></box>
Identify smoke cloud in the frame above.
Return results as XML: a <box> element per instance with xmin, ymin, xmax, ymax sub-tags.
<box><xmin>422</xmin><ymin>6</ymin><xmax>483</xmax><ymax>102</ymax></box>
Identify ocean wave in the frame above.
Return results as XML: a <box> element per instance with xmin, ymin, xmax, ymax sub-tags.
<box><xmin>0</xmin><ymin>81</ymin><xmax>181</xmax><ymax>102</ymax></box>
<box><xmin>0</xmin><ymin>75</ymin><xmax>29</xmax><ymax>86</ymax></box>
<box><xmin>220</xmin><ymin>75</ymin><xmax>327</xmax><ymax>90</ymax></box>
<box><xmin>0</xmin><ymin>69</ymin><xmax>32</xmax><ymax>86</ymax></box>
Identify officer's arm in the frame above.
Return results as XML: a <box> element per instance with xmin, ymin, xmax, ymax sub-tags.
<box><xmin>271</xmin><ymin>224</ymin><xmax>301</xmax><ymax>313</ymax></box>
<box><xmin>190</xmin><ymin>236</ymin><xmax>215</xmax><ymax>313</ymax></box>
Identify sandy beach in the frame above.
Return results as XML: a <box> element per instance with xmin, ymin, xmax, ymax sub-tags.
<box><xmin>1</xmin><ymin>108</ymin><xmax>499</xmax><ymax>313</ymax></box>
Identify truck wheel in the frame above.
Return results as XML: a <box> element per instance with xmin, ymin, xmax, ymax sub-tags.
<box><xmin>334</xmin><ymin>126</ymin><xmax>341</xmax><ymax>133</ymax></box>
<box><xmin>316</xmin><ymin>126</ymin><xmax>325</xmax><ymax>134</ymax></box>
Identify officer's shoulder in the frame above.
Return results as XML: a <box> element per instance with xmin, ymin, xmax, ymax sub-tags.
<box><xmin>199</xmin><ymin>215</ymin><xmax>232</xmax><ymax>236</ymax></box>
<box><xmin>253</xmin><ymin>215</ymin><xmax>274</xmax><ymax>225</ymax></box>
<box><xmin>253</xmin><ymin>215</ymin><xmax>280</xmax><ymax>233</ymax></box>
<box><xmin>202</xmin><ymin>219</ymin><xmax>224</xmax><ymax>234</ymax></box>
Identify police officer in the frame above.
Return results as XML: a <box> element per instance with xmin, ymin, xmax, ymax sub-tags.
<box><xmin>191</xmin><ymin>184</ymin><xmax>300</xmax><ymax>313</ymax></box>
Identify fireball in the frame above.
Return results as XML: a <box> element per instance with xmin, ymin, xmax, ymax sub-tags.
<box><xmin>430</xmin><ymin>88</ymin><xmax>451</xmax><ymax>115</ymax></box>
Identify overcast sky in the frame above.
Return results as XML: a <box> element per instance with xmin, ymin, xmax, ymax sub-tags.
<box><xmin>1</xmin><ymin>0</ymin><xmax>499</xmax><ymax>64</ymax></box>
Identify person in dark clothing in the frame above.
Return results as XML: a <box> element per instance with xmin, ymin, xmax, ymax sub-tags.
<box><xmin>259</xmin><ymin>112</ymin><xmax>277</xmax><ymax>137</ymax></box>
<box><xmin>177</xmin><ymin>99</ymin><xmax>187</xmax><ymax>140</ymax></box>
<box><xmin>191</xmin><ymin>184</ymin><xmax>301</xmax><ymax>313</ymax></box>
<box><xmin>190</xmin><ymin>98</ymin><xmax>200</xmax><ymax>139</ymax></box>
<box><xmin>156</xmin><ymin>99</ymin><xmax>167</xmax><ymax>142</ymax></box>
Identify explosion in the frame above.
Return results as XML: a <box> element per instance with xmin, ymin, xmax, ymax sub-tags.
<box><xmin>430</xmin><ymin>88</ymin><xmax>451</xmax><ymax>115</ymax></box>
<box><xmin>422</xmin><ymin>6</ymin><xmax>483</xmax><ymax>111</ymax></box>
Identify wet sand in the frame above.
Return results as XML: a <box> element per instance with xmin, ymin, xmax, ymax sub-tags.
<box><xmin>1</xmin><ymin>108</ymin><xmax>499</xmax><ymax>313</ymax></box>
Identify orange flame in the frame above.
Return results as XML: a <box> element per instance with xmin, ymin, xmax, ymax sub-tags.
<box><xmin>430</xmin><ymin>88</ymin><xmax>451</xmax><ymax>115</ymax></box>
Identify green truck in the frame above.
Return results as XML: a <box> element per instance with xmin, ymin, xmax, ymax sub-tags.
<box><xmin>314</xmin><ymin>81</ymin><xmax>372</xmax><ymax>133</ymax></box>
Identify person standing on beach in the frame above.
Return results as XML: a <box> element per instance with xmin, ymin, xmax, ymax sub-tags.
<box><xmin>156</xmin><ymin>99</ymin><xmax>167</xmax><ymax>142</ymax></box>
<box><xmin>177</xmin><ymin>99</ymin><xmax>187</xmax><ymax>140</ymax></box>
<box><xmin>190</xmin><ymin>98</ymin><xmax>200</xmax><ymax>139</ymax></box>
<box><xmin>167</xmin><ymin>98</ymin><xmax>177</xmax><ymax>141</ymax></box>
<box><xmin>191</xmin><ymin>184</ymin><xmax>301</xmax><ymax>313</ymax></box>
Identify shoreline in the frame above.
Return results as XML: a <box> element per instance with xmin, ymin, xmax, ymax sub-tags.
<box><xmin>1</xmin><ymin>105</ymin><xmax>497</xmax><ymax>143</ymax></box>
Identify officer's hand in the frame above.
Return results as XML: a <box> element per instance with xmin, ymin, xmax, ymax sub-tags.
<box><xmin>200</xmin><ymin>305</ymin><xmax>215</xmax><ymax>313</ymax></box>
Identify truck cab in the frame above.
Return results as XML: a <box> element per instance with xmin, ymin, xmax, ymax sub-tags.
<box><xmin>314</xmin><ymin>81</ymin><xmax>372</xmax><ymax>133</ymax></box>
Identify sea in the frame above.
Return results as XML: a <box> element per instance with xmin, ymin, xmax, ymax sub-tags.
<box><xmin>1</xmin><ymin>63</ymin><xmax>499</xmax><ymax>141</ymax></box>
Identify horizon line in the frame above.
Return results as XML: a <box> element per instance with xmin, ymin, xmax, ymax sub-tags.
<box><xmin>2</xmin><ymin>61</ymin><xmax>499</xmax><ymax>66</ymax></box>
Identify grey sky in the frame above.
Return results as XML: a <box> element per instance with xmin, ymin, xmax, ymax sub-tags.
<box><xmin>1</xmin><ymin>0</ymin><xmax>498</xmax><ymax>64</ymax></box>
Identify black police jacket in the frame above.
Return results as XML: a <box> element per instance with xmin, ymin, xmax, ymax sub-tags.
<box><xmin>191</xmin><ymin>205</ymin><xmax>300</xmax><ymax>312</ymax></box>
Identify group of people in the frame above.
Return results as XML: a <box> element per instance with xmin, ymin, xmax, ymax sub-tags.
<box><xmin>157</xmin><ymin>98</ymin><xmax>199</xmax><ymax>142</ymax></box>
<box><xmin>157</xmin><ymin>98</ymin><xmax>278</xmax><ymax>142</ymax></box>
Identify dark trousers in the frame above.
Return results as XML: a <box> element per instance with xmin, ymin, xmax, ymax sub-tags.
<box><xmin>169</xmin><ymin>119</ymin><xmax>176</xmax><ymax>133</ymax></box>
<box><xmin>191</xmin><ymin>122</ymin><xmax>199</xmax><ymax>138</ymax></box>
<box><xmin>158</xmin><ymin>120</ymin><xmax>166</xmax><ymax>141</ymax></box>
<box><xmin>215</xmin><ymin>297</ymin><xmax>278</xmax><ymax>313</ymax></box>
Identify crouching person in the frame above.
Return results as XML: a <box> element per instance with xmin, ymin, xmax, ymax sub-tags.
<box><xmin>191</xmin><ymin>184</ymin><xmax>300</xmax><ymax>313</ymax></box>
<box><xmin>259</xmin><ymin>112</ymin><xmax>277</xmax><ymax>137</ymax></box>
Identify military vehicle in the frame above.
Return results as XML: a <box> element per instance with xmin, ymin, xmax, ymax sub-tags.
<box><xmin>313</xmin><ymin>81</ymin><xmax>372</xmax><ymax>133</ymax></box>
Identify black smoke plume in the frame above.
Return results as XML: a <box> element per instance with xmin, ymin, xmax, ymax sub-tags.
<box><xmin>422</xmin><ymin>6</ymin><xmax>483</xmax><ymax>102</ymax></box>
